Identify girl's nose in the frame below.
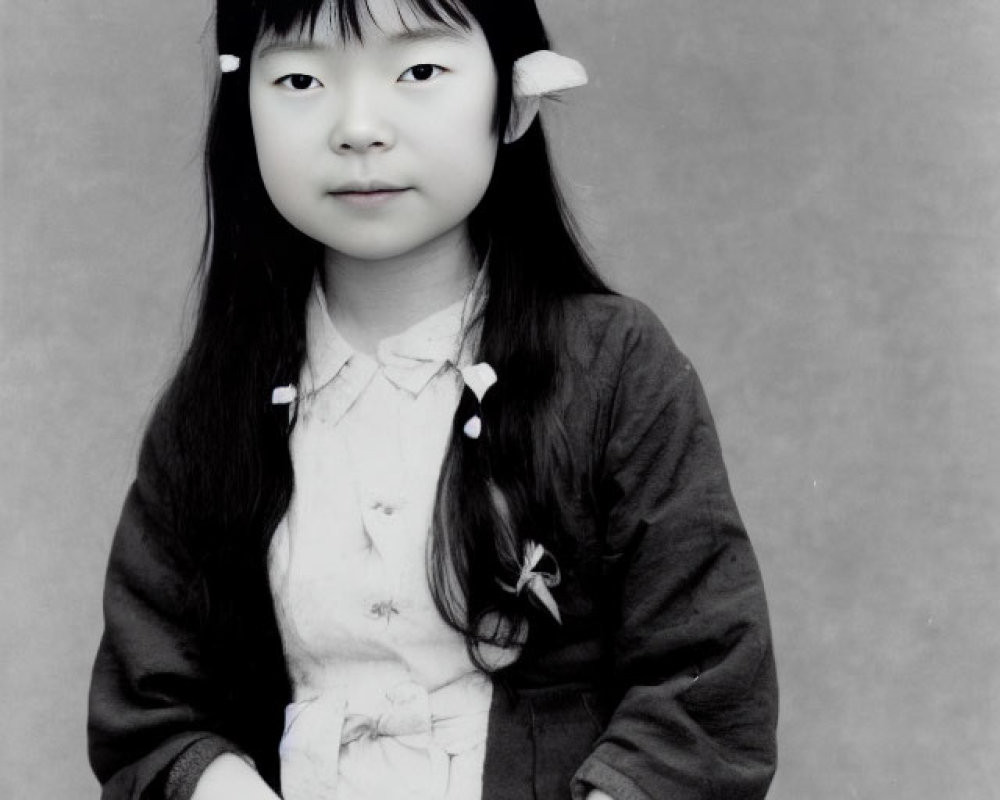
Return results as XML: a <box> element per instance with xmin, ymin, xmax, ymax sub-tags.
<box><xmin>329</xmin><ymin>90</ymin><xmax>395</xmax><ymax>154</ymax></box>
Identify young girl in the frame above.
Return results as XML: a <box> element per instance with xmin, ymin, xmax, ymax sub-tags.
<box><xmin>88</xmin><ymin>1</ymin><xmax>778</xmax><ymax>798</ymax></box>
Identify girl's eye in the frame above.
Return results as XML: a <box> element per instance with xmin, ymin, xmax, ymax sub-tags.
<box><xmin>277</xmin><ymin>74</ymin><xmax>322</xmax><ymax>91</ymax></box>
<box><xmin>399</xmin><ymin>64</ymin><xmax>445</xmax><ymax>83</ymax></box>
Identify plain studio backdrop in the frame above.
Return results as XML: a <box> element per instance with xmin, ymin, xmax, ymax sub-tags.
<box><xmin>2</xmin><ymin>0</ymin><xmax>999</xmax><ymax>797</ymax></box>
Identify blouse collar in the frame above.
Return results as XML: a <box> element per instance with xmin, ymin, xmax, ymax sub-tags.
<box><xmin>302</xmin><ymin>268</ymin><xmax>487</xmax><ymax>400</ymax></box>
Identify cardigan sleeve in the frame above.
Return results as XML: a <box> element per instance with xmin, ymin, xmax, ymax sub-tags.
<box><xmin>87</xmin><ymin>403</ymin><xmax>246</xmax><ymax>799</ymax></box>
<box><xmin>571</xmin><ymin>302</ymin><xmax>778</xmax><ymax>800</ymax></box>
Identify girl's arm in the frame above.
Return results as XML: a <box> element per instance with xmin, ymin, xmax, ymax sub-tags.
<box><xmin>88</xmin><ymin>399</ymin><xmax>259</xmax><ymax>798</ymax></box>
<box><xmin>572</xmin><ymin>300</ymin><xmax>778</xmax><ymax>800</ymax></box>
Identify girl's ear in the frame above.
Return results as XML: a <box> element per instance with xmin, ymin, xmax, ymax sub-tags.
<box><xmin>503</xmin><ymin>51</ymin><xmax>589</xmax><ymax>144</ymax></box>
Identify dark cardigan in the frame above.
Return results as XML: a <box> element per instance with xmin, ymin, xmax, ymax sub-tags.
<box><xmin>88</xmin><ymin>294</ymin><xmax>778</xmax><ymax>800</ymax></box>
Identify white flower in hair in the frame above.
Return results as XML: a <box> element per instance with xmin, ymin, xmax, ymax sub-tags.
<box><xmin>219</xmin><ymin>54</ymin><xmax>241</xmax><ymax>73</ymax></box>
<box><xmin>505</xmin><ymin>50</ymin><xmax>589</xmax><ymax>143</ymax></box>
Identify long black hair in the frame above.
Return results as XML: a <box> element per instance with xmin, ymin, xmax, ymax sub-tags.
<box><xmin>166</xmin><ymin>0</ymin><xmax>612</xmax><ymax>734</ymax></box>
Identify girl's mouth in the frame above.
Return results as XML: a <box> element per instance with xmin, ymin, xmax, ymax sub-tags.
<box><xmin>329</xmin><ymin>184</ymin><xmax>410</xmax><ymax>208</ymax></box>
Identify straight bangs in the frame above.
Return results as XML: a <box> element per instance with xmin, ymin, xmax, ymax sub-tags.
<box><xmin>256</xmin><ymin>0</ymin><xmax>472</xmax><ymax>44</ymax></box>
<box><xmin>217</xmin><ymin>0</ymin><xmax>518</xmax><ymax>138</ymax></box>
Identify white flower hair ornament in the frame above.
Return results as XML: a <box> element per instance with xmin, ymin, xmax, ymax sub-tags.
<box><xmin>459</xmin><ymin>362</ymin><xmax>498</xmax><ymax>440</ymax></box>
<box><xmin>504</xmin><ymin>50</ymin><xmax>589</xmax><ymax>144</ymax></box>
<box><xmin>219</xmin><ymin>54</ymin><xmax>241</xmax><ymax>73</ymax></box>
<box><xmin>497</xmin><ymin>541</ymin><xmax>563</xmax><ymax>624</ymax></box>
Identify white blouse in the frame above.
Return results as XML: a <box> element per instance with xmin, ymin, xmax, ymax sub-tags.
<box><xmin>268</xmin><ymin>274</ymin><xmax>508</xmax><ymax>800</ymax></box>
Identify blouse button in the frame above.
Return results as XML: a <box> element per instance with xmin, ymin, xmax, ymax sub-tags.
<box><xmin>369</xmin><ymin>600</ymin><xmax>400</xmax><ymax>621</ymax></box>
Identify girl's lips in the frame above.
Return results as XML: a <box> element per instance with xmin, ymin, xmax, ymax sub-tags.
<box><xmin>329</xmin><ymin>188</ymin><xmax>410</xmax><ymax>207</ymax></box>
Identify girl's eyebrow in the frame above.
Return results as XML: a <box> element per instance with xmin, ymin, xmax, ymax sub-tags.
<box><xmin>257</xmin><ymin>40</ymin><xmax>329</xmax><ymax>58</ymax></box>
<box><xmin>387</xmin><ymin>25</ymin><xmax>468</xmax><ymax>45</ymax></box>
<box><xmin>257</xmin><ymin>24</ymin><xmax>466</xmax><ymax>58</ymax></box>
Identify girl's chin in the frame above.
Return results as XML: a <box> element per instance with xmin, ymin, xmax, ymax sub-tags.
<box><xmin>319</xmin><ymin>225</ymin><xmax>475</xmax><ymax>267</ymax></box>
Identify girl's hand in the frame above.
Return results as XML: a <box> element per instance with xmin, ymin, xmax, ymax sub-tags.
<box><xmin>190</xmin><ymin>754</ymin><xmax>280</xmax><ymax>800</ymax></box>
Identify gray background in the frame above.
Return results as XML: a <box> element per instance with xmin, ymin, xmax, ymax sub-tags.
<box><xmin>2</xmin><ymin>0</ymin><xmax>999</xmax><ymax>797</ymax></box>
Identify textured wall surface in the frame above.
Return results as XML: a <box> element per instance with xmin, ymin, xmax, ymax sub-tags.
<box><xmin>2</xmin><ymin>1</ymin><xmax>998</xmax><ymax>798</ymax></box>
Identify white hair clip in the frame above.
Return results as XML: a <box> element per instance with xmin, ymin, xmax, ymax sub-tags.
<box><xmin>459</xmin><ymin>363</ymin><xmax>497</xmax><ymax>440</ymax></box>
<box><xmin>272</xmin><ymin>385</ymin><xmax>297</xmax><ymax>405</ymax></box>
<box><xmin>459</xmin><ymin>363</ymin><xmax>498</xmax><ymax>402</ymax></box>
<box><xmin>219</xmin><ymin>54</ymin><xmax>241</xmax><ymax>73</ymax></box>
<box><xmin>505</xmin><ymin>50</ymin><xmax>588</xmax><ymax>144</ymax></box>
<box><xmin>272</xmin><ymin>384</ymin><xmax>298</xmax><ymax>423</ymax></box>
<box><xmin>463</xmin><ymin>416</ymin><xmax>484</xmax><ymax>440</ymax></box>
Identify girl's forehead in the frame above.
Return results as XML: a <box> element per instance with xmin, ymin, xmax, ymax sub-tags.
<box><xmin>256</xmin><ymin>0</ymin><xmax>470</xmax><ymax>47</ymax></box>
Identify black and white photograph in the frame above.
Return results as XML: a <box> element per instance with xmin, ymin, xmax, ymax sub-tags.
<box><xmin>1</xmin><ymin>1</ymin><xmax>997</xmax><ymax>798</ymax></box>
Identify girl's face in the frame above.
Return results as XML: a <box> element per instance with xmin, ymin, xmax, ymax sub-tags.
<box><xmin>249</xmin><ymin>0</ymin><xmax>498</xmax><ymax>264</ymax></box>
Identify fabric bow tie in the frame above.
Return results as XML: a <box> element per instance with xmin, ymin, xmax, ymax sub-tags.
<box><xmin>280</xmin><ymin>678</ymin><xmax>491</xmax><ymax>800</ymax></box>
<box><xmin>498</xmin><ymin>541</ymin><xmax>563</xmax><ymax>624</ymax></box>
